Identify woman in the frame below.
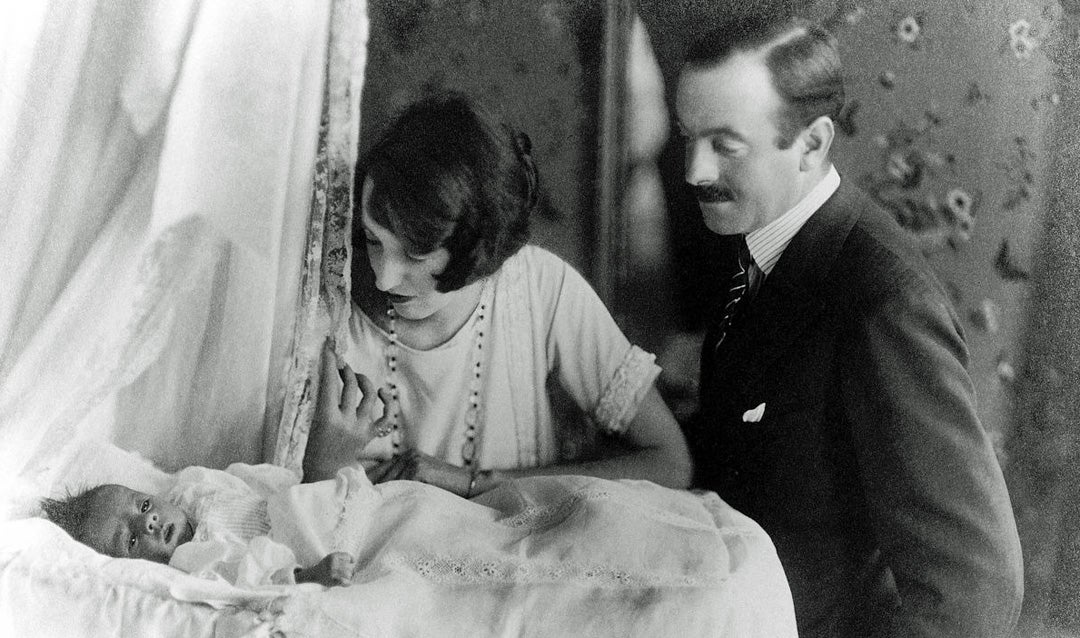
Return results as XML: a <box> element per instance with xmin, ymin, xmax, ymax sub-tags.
<box><xmin>303</xmin><ymin>94</ymin><xmax>691</xmax><ymax>496</ymax></box>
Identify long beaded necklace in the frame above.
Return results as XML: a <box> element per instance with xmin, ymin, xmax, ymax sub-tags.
<box><xmin>383</xmin><ymin>282</ymin><xmax>489</xmax><ymax>469</ymax></box>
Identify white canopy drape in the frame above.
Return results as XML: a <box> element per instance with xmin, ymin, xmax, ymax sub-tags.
<box><xmin>0</xmin><ymin>0</ymin><xmax>364</xmax><ymax>492</ymax></box>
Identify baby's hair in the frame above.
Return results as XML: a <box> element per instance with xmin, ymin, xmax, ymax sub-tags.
<box><xmin>39</xmin><ymin>485</ymin><xmax>106</xmax><ymax>544</ymax></box>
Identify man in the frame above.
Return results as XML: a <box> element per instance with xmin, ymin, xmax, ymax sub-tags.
<box><xmin>676</xmin><ymin>15</ymin><xmax>1024</xmax><ymax>637</ymax></box>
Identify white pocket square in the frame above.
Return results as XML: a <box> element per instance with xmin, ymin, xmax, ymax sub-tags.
<box><xmin>742</xmin><ymin>403</ymin><xmax>766</xmax><ymax>423</ymax></box>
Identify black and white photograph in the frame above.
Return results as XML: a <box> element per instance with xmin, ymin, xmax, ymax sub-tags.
<box><xmin>1</xmin><ymin>1</ymin><xmax>1078</xmax><ymax>636</ymax></box>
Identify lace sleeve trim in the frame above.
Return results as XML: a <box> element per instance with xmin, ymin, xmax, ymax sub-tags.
<box><xmin>594</xmin><ymin>346</ymin><xmax>660</xmax><ymax>434</ymax></box>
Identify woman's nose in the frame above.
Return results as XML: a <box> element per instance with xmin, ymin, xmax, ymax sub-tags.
<box><xmin>143</xmin><ymin>512</ymin><xmax>159</xmax><ymax>533</ymax></box>
<box><xmin>371</xmin><ymin>253</ymin><xmax>405</xmax><ymax>292</ymax></box>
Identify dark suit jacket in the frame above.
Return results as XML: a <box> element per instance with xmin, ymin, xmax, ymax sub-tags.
<box><xmin>689</xmin><ymin>180</ymin><xmax>1024</xmax><ymax>638</ymax></box>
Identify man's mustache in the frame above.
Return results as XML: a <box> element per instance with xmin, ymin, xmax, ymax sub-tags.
<box><xmin>692</xmin><ymin>184</ymin><xmax>735</xmax><ymax>203</ymax></box>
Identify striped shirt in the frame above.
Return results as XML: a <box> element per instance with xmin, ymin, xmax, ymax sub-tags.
<box><xmin>746</xmin><ymin>165</ymin><xmax>841</xmax><ymax>276</ymax></box>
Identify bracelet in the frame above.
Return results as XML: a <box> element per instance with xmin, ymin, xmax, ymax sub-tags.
<box><xmin>466</xmin><ymin>471</ymin><xmax>479</xmax><ymax>499</ymax></box>
<box><xmin>465</xmin><ymin>470</ymin><xmax>492</xmax><ymax>499</ymax></box>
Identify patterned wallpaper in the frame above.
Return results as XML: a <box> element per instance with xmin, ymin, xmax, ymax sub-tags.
<box><xmin>813</xmin><ymin>8</ymin><xmax>1080</xmax><ymax>629</ymax></box>
<box><xmin>818</xmin><ymin>0</ymin><xmax>1062</xmax><ymax>454</ymax></box>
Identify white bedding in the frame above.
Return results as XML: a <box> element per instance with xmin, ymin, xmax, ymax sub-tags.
<box><xmin>271</xmin><ymin>468</ymin><xmax>799</xmax><ymax>637</ymax></box>
<box><xmin>0</xmin><ymin>444</ymin><xmax>797</xmax><ymax>637</ymax></box>
<box><xmin>0</xmin><ymin>518</ymin><xmax>279</xmax><ymax>638</ymax></box>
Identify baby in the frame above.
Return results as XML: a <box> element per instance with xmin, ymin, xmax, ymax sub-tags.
<box><xmin>40</xmin><ymin>477</ymin><xmax>355</xmax><ymax>588</ymax></box>
<box><xmin>32</xmin><ymin>460</ymin><xmax>800</xmax><ymax>637</ymax></box>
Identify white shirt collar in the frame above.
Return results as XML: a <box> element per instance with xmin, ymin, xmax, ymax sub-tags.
<box><xmin>745</xmin><ymin>165</ymin><xmax>840</xmax><ymax>276</ymax></box>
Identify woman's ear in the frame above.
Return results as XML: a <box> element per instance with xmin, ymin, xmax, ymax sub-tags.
<box><xmin>799</xmin><ymin>116</ymin><xmax>835</xmax><ymax>172</ymax></box>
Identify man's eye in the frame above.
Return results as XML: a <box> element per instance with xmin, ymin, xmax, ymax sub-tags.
<box><xmin>129</xmin><ymin>535</ymin><xmax>138</xmax><ymax>549</ymax></box>
<box><xmin>141</xmin><ymin>499</ymin><xmax>150</xmax><ymax>513</ymax></box>
<box><xmin>711</xmin><ymin>139</ymin><xmax>739</xmax><ymax>154</ymax></box>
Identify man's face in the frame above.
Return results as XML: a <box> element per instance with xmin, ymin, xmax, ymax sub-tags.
<box><xmin>80</xmin><ymin>485</ymin><xmax>194</xmax><ymax>564</ymax></box>
<box><xmin>676</xmin><ymin>51</ymin><xmax>807</xmax><ymax>236</ymax></box>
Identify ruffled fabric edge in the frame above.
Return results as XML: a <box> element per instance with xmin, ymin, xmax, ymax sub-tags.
<box><xmin>593</xmin><ymin>345</ymin><xmax>660</xmax><ymax>434</ymax></box>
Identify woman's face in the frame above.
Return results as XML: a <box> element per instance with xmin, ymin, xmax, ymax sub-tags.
<box><xmin>360</xmin><ymin>178</ymin><xmax>458</xmax><ymax>322</ymax></box>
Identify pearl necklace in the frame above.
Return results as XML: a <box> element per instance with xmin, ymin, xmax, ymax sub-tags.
<box><xmin>384</xmin><ymin>285</ymin><xmax>489</xmax><ymax>469</ymax></box>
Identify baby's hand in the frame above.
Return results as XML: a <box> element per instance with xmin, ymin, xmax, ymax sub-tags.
<box><xmin>295</xmin><ymin>551</ymin><xmax>356</xmax><ymax>587</ymax></box>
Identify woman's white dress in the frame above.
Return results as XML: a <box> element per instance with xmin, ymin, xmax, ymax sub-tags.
<box><xmin>343</xmin><ymin>245</ymin><xmax>661</xmax><ymax>469</ymax></box>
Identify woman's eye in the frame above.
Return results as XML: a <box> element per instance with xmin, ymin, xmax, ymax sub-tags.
<box><xmin>129</xmin><ymin>535</ymin><xmax>138</xmax><ymax>549</ymax></box>
<box><xmin>141</xmin><ymin>499</ymin><xmax>150</xmax><ymax>513</ymax></box>
<box><xmin>406</xmin><ymin>252</ymin><xmax>430</xmax><ymax>263</ymax></box>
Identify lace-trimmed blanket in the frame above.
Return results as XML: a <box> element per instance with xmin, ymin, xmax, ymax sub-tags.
<box><xmin>1</xmin><ymin>455</ymin><xmax>797</xmax><ymax>637</ymax></box>
<box><xmin>267</xmin><ymin>468</ymin><xmax>798</xmax><ymax>637</ymax></box>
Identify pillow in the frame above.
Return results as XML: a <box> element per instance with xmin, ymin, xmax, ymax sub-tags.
<box><xmin>1</xmin><ymin>441</ymin><xmax>292</xmax><ymax>638</ymax></box>
<box><xmin>0</xmin><ymin>518</ymin><xmax>277</xmax><ymax>638</ymax></box>
<box><xmin>1</xmin><ymin>438</ymin><xmax>173</xmax><ymax>523</ymax></box>
<box><xmin>46</xmin><ymin>437</ymin><xmax>174</xmax><ymax>497</ymax></box>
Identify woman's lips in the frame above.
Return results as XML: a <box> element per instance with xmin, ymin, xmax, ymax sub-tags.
<box><xmin>164</xmin><ymin>523</ymin><xmax>175</xmax><ymax>544</ymax></box>
<box><xmin>387</xmin><ymin>293</ymin><xmax>413</xmax><ymax>304</ymax></box>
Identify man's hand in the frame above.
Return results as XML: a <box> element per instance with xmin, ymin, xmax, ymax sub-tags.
<box><xmin>303</xmin><ymin>340</ymin><xmax>393</xmax><ymax>482</ymax></box>
<box><xmin>295</xmin><ymin>551</ymin><xmax>356</xmax><ymax>587</ymax></box>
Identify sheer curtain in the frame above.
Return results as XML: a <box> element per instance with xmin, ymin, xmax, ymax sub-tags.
<box><xmin>0</xmin><ymin>0</ymin><xmax>364</xmax><ymax>490</ymax></box>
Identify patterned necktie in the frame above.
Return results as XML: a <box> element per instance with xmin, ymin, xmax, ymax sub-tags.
<box><xmin>705</xmin><ymin>239</ymin><xmax>752</xmax><ymax>358</ymax></box>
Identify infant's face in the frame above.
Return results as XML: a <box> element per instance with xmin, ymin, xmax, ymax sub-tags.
<box><xmin>80</xmin><ymin>485</ymin><xmax>194</xmax><ymax>564</ymax></box>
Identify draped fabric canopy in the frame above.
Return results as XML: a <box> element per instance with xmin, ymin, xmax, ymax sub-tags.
<box><xmin>0</xmin><ymin>0</ymin><xmax>364</xmax><ymax>495</ymax></box>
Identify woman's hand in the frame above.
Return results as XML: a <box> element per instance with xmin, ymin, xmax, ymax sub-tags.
<box><xmin>303</xmin><ymin>340</ymin><xmax>393</xmax><ymax>482</ymax></box>
<box><xmin>367</xmin><ymin>450</ymin><xmax>472</xmax><ymax>496</ymax></box>
<box><xmin>295</xmin><ymin>551</ymin><xmax>355</xmax><ymax>587</ymax></box>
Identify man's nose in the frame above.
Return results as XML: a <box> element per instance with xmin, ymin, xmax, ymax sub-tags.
<box><xmin>684</xmin><ymin>141</ymin><xmax>719</xmax><ymax>186</ymax></box>
<box><xmin>142</xmin><ymin>511</ymin><xmax>160</xmax><ymax>533</ymax></box>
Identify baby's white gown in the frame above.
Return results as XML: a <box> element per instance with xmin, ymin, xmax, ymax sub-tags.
<box><xmin>169</xmin><ymin>463</ymin><xmax>797</xmax><ymax>638</ymax></box>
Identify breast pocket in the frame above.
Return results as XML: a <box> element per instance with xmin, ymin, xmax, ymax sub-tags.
<box><xmin>728</xmin><ymin>334</ymin><xmax>855</xmax><ymax>507</ymax></box>
<box><xmin>736</xmin><ymin>331</ymin><xmax>837</xmax><ymax>420</ymax></box>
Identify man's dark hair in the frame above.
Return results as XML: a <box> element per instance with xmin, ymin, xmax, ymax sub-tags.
<box><xmin>354</xmin><ymin>92</ymin><xmax>537</xmax><ymax>294</ymax></box>
<box><xmin>684</xmin><ymin>15</ymin><xmax>845</xmax><ymax>149</ymax></box>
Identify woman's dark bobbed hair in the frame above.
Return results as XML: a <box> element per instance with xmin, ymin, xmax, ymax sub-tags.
<box><xmin>354</xmin><ymin>92</ymin><xmax>538</xmax><ymax>293</ymax></box>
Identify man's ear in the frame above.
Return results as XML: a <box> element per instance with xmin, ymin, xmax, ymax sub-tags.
<box><xmin>799</xmin><ymin>116</ymin><xmax>835</xmax><ymax>172</ymax></box>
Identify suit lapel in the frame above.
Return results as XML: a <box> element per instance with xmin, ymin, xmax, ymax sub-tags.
<box><xmin>711</xmin><ymin>182</ymin><xmax>863</xmax><ymax>394</ymax></box>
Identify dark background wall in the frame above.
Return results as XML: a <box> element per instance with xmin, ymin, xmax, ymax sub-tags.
<box><xmin>358</xmin><ymin>0</ymin><xmax>605</xmax><ymax>273</ymax></box>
